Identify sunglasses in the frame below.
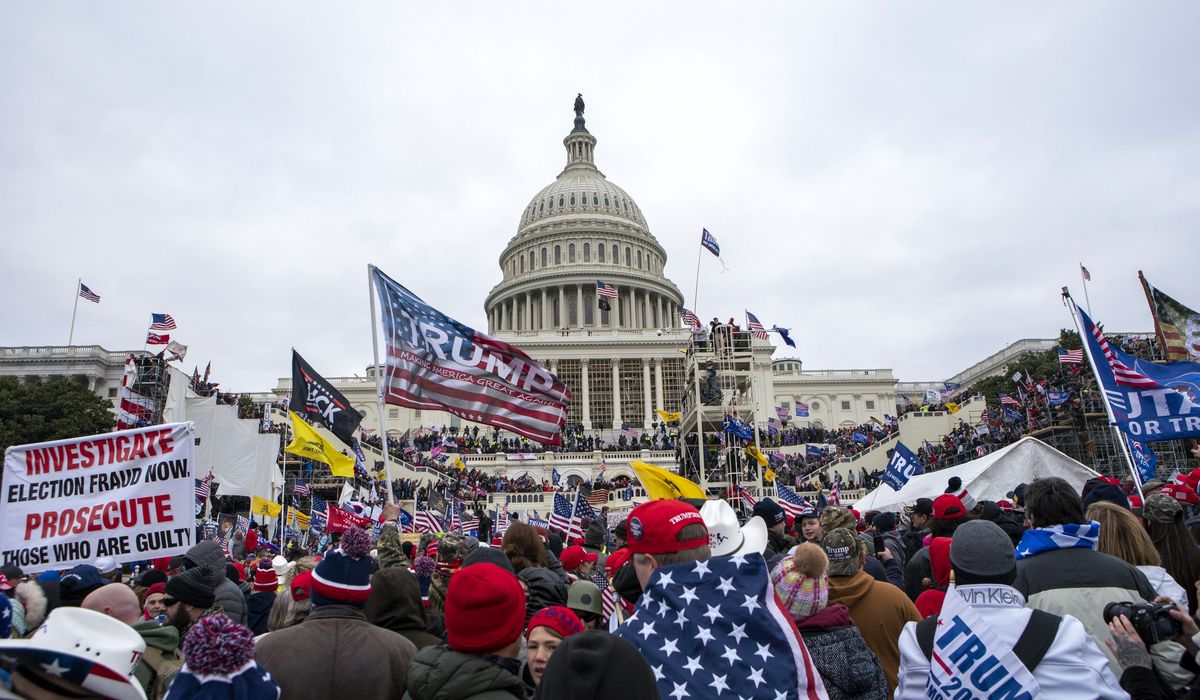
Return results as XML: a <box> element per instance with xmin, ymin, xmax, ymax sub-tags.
<box><xmin>162</xmin><ymin>597</ymin><xmax>179</xmax><ymax>607</ymax></box>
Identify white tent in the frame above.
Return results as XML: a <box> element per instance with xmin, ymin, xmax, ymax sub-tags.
<box><xmin>853</xmin><ymin>436</ymin><xmax>1102</xmax><ymax>513</ymax></box>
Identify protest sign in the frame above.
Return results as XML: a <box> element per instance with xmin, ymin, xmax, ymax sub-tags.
<box><xmin>1</xmin><ymin>423</ymin><xmax>195</xmax><ymax>573</ymax></box>
<box><xmin>326</xmin><ymin>507</ymin><xmax>374</xmax><ymax>533</ymax></box>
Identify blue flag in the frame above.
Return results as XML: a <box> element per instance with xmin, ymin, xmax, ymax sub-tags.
<box><xmin>1077</xmin><ymin>301</ymin><xmax>1200</xmax><ymax>441</ymax></box>
<box><xmin>805</xmin><ymin>444</ymin><xmax>823</xmax><ymax>458</ymax></box>
<box><xmin>1129</xmin><ymin>438</ymin><xmax>1158</xmax><ymax>484</ymax></box>
<box><xmin>1047</xmin><ymin>391</ymin><xmax>1071</xmax><ymax>406</ymax></box>
<box><xmin>552</xmin><ymin>468</ymin><xmax>562</xmax><ymax>485</ymax></box>
<box><xmin>775</xmin><ymin>327</ymin><xmax>796</xmax><ymax>348</ymax></box>
<box><xmin>1003</xmin><ymin>407</ymin><xmax>1025</xmax><ymax>422</ymax></box>
<box><xmin>398</xmin><ymin>508</ymin><xmax>413</xmax><ymax>530</ymax></box>
<box><xmin>700</xmin><ymin>228</ymin><xmax>720</xmax><ymax>256</ymax></box>
<box><xmin>722</xmin><ymin>415</ymin><xmax>753</xmax><ymax>440</ymax></box>
<box><xmin>794</xmin><ymin>402</ymin><xmax>810</xmax><ymax>417</ymax></box>
<box><xmin>881</xmin><ymin>441</ymin><xmax>922</xmax><ymax>491</ymax></box>
<box><xmin>852</xmin><ymin>432</ymin><xmax>869</xmax><ymax>445</ymax></box>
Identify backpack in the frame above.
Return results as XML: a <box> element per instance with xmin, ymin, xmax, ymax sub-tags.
<box><xmin>141</xmin><ymin>645</ymin><xmax>184</xmax><ymax>700</ymax></box>
<box><xmin>915</xmin><ymin>609</ymin><xmax>1061</xmax><ymax>672</ymax></box>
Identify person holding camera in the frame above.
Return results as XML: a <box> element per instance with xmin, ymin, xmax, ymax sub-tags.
<box><xmin>898</xmin><ymin>520</ymin><xmax>1124</xmax><ymax>699</ymax></box>
<box><xmin>1106</xmin><ymin>588</ymin><xmax>1200</xmax><ymax>699</ymax></box>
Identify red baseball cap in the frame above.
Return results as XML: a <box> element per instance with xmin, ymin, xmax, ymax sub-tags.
<box><xmin>559</xmin><ymin>545</ymin><xmax>598</xmax><ymax>571</ymax></box>
<box><xmin>626</xmin><ymin>500</ymin><xmax>708</xmax><ymax>555</ymax></box>
<box><xmin>932</xmin><ymin>494</ymin><xmax>966</xmax><ymax>520</ymax></box>
<box><xmin>1162</xmin><ymin>484</ymin><xmax>1200</xmax><ymax>506</ymax></box>
<box><xmin>605</xmin><ymin>548</ymin><xmax>632</xmax><ymax>577</ymax></box>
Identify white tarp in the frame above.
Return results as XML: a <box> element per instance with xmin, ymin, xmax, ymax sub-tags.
<box><xmin>853</xmin><ymin>436</ymin><xmax>1101</xmax><ymax>513</ymax></box>
<box><xmin>186</xmin><ymin>394</ymin><xmax>283</xmax><ymax>500</ymax></box>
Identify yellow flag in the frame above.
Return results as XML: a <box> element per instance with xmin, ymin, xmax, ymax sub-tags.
<box><xmin>288</xmin><ymin>508</ymin><xmax>310</xmax><ymax>530</ymax></box>
<box><xmin>745</xmin><ymin>445</ymin><xmax>769</xmax><ymax>467</ymax></box>
<box><xmin>655</xmin><ymin>409</ymin><xmax>682</xmax><ymax>424</ymax></box>
<box><xmin>629</xmin><ymin>460</ymin><xmax>706</xmax><ymax>500</ymax></box>
<box><xmin>764</xmin><ymin>468</ymin><xmax>777</xmax><ymax>483</ymax></box>
<box><xmin>251</xmin><ymin>495</ymin><xmax>281</xmax><ymax>518</ymax></box>
<box><xmin>946</xmin><ymin>402</ymin><xmax>960</xmax><ymax>414</ymax></box>
<box><xmin>452</xmin><ymin>456</ymin><xmax>466</xmax><ymax>471</ymax></box>
<box><xmin>285</xmin><ymin>411</ymin><xmax>356</xmax><ymax>477</ymax></box>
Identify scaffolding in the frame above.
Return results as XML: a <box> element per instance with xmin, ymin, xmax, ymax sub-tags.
<box><xmin>125</xmin><ymin>353</ymin><xmax>172</xmax><ymax>426</ymax></box>
<box><xmin>677</xmin><ymin>326</ymin><xmax>768</xmax><ymax>498</ymax></box>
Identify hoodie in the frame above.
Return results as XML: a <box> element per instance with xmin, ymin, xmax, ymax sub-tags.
<box><xmin>365</xmin><ymin>568</ymin><xmax>441</xmax><ymax>651</ymax></box>
<box><xmin>827</xmin><ymin>571</ymin><xmax>920</xmax><ymax>694</ymax></box>
<box><xmin>131</xmin><ymin>620</ymin><xmax>180</xmax><ymax>695</ymax></box>
<box><xmin>183</xmin><ymin>540</ymin><xmax>246</xmax><ymax>624</ymax></box>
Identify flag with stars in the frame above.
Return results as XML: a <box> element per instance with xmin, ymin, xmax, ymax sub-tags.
<box><xmin>614</xmin><ymin>554</ymin><xmax>826</xmax><ymax>699</ymax></box>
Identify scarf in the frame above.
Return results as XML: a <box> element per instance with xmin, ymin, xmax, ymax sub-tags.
<box><xmin>1014</xmin><ymin>521</ymin><xmax>1099</xmax><ymax>560</ymax></box>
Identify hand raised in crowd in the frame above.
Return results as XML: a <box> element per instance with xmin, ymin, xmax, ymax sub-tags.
<box><xmin>380</xmin><ymin>501</ymin><xmax>401</xmax><ymax>523</ymax></box>
<box><xmin>1106</xmin><ymin>615</ymin><xmax>1153</xmax><ymax>671</ymax></box>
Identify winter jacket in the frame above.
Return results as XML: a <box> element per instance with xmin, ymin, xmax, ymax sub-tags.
<box><xmin>256</xmin><ymin>604</ymin><xmax>417</xmax><ymax>699</ymax></box>
<box><xmin>182</xmin><ymin>540</ymin><xmax>246</xmax><ymax>625</ymax></box>
<box><xmin>518</xmin><ymin>568</ymin><xmax>567</xmax><ymax>625</ymax></box>
<box><xmin>795</xmin><ymin>604</ymin><xmax>888</xmax><ymax>700</ymax></box>
<box><xmin>365</xmin><ymin>568</ymin><xmax>442</xmax><ymax>651</ymax></box>
<box><xmin>246</xmin><ymin>591</ymin><xmax>275</xmax><ymax>636</ymax></box>
<box><xmin>900</xmin><ymin>528</ymin><xmax>929</xmax><ymax>564</ymax></box>
<box><xmin>903</xmin><ymin>546</ymin><xmax>932</xmax><ymax>601</ymax></box>
<box><xmin>1137</xmin><ymin>565</ymin><xmax>1193</xmax><ymax>691</ymax></box>
<box><xmin>763</xmin><ymin>529</ymin><xmax>796</xmax><ymax>561</ymax></box>
<box><xmin>879</xmin><ymin>530</ymin><xmax>907</xmax><ymax>570</ymax></box>
<box><xmin>131</xmin><ymin>620</ymin><xmax>180</xmax><ymax>697</ymax></box>
<box><xmin>1014</xmin><ymin>545</ymin><xmax>1157</xmax><ymax>676</ymax></box>
<box><xmin>978</xmin><ymin>501</ymin><xmax>1023</xmax><ymax>545</ymax></box>
<box><xmin>230</xmin><ymin>536</ymin><xmax>247</xmax><ymax>561</ymax></box>
<box><xmin>827</xmin><ymin>570</ymin><xmax>920</xmax><ymax>694</ymax></box>
<box><xmin>896</xmin><ymin>583</ymin><xmax>1126</xmax><ymax>700</ymax></box>
<box><xmin>403</xmin><ymin>645</ymin><xmax>524</xmax><ymax>700</ymax></box>
<box><xmin>377</xmin><ymin>523</ymin><xmax>413</xmax><ymax>570</ymax></box>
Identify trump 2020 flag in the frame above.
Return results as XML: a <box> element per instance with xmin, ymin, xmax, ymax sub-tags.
<box><xmin>371</xmin><ymin>266</ymin><xmax>570</xmax><ymax>445</ymax></box>
<box><xmin>928</xmin><ymin>586</ymin><xmax>1040</xmax><ymax>698</ymax></box>
<box><xmin>1130</xmin><ymin>438</ymin><xmax>1158</xmax><ymax>485</ymax></box>
<box><xmin>881</xmin><ymin>441</ymin><xmax>922</xmax><ymax>491</ymax></box>
<box><xmin>615</xmin><ymin>554</ymin><xmax>826</xmax><ymax>699</ymax></box>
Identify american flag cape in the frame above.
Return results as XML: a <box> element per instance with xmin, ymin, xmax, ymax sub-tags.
<box><xmin>829</xmin><ymin>482</ymin><xmax>840</xmax><ymax>505</ymax></box>
<box><xmin>371</xmin><ymin>266</ymin><xmax>571</xmax><ymax>445</ymax></box>
<box><xmin>615</xmin><ymin>554</ymin><xmax>827</xmax><ymax>699</ymax></box>
<box><xmin>415</xmin><ymin>509</ymin><xmax>444</xmax><ymax>534</ymax></box>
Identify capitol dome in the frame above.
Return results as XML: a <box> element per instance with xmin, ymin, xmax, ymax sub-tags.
<box><xmin>485</xmin><ymin>98</ymin><xmax>684</xmax><ymax>335</ymax></box>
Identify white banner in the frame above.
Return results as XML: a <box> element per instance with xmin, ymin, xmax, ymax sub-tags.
<box><xmin>0</xmin><ymin>423</ymin><xmax>195</xmax><ymax>573</ymax></box>
<box><xmin>927</xmin><ymin>586</ymin><xmax>1040</xmax><ymax>699</ymax></box>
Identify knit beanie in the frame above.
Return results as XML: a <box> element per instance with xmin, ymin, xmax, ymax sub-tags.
<box><xmin>252</xmin><ymin>564</ymin><xmax>279</xmax><ymax>593</ymax></box>
<box><xmin>950</xmin><ymin>520</ymin><xmax>1016</xmax><ymax>583</ymax></box>
<box><xmin>311</xmin><ymin>527</ymin><xmax>373</xmax><ymax>608</ymax></box>
<box><xmin>289</xmin><ymin>570</ymin><xmax>314</xmax><ymax>602</ymax></box>
<box><xmin>164</xmin><ymin>615</ymin><xmax>281</xmax><ymax>700</ymax></box>
<box><xmin>770</xmin><ymin>543</ymin><xmax>829</xmax><ymax>621</ymax></box>
<box><xmin>166</xmin><ymin>566</ymin><xmax>216</xmax><ymax>609</ymax></box>
<box><xmin>946</xmin><ymin>476</ymin><xmax>977</xmax><ymax>512</ymax></box>
<box><xmin>527</xmin><ymin>606</ymin><xmax>585</xmax><ymax>640</ymax></box>
<box><xmin>532</xmin><ymin>630</ymin><xmax>659</xmax><ymax>700</ymax></box>
<box><xmin>445</xmin><ymin>562</ymin><xmax>526</xmax><ymax>654</ymax></box>
<box><xmin>270</xmin><ymin>555</ymin><xmax>289</xmax><ymax>579</ymax></box>
<box><xmin>461</xmin><ymin>545</ymin><xmax>516</xmax><ymax>573</ymax></box>
<box><xmin>1082</xmin><ymin>483</ymin><xmax>1131</xmax><ymax>512</ymax></box>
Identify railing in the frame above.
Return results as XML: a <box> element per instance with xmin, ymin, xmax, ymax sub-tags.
<box><xmin>0</xmin><ymin>345</ymin><xmax>138</xmax><ymax>362</ymax></box>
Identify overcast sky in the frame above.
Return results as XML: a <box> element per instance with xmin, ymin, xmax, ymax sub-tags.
<box><xmin>3</xmin><ymin>3</ymin><xmax>1198</xmax><ymax>392</ymax></box>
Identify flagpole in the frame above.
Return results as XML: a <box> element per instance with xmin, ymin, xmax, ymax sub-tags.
<box><xmin>1079</xmin><ymin>263</ymin><xmax>1092</xmax><ymax>317</ymax></box>
<box><xmin>692</xmin><ymin>246</ymin><xmax>702</xmax><ymax>320</ymax></box>
<box><xmin>68</xmin><ymin>278</ymin><xmax>81</xmax><ymax>346</ymax></box>
<box><xmin>367</xmin><ymin>264</ymin><xmax>396</xmax><ymax>505</ymax></box>
<box><xmin>1062</xmin><ymin>288</ymin><xmax>1139</xmax><ymax>496</ymax></box>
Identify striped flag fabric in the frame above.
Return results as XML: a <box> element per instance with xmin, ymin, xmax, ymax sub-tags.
<box><xmin>829</xmin><ymin>481</ymin><xmax>840</xmax><ymax>505</ymax></box>
<box><xmin>735</xmin><ymin>484</ymin><xmax>758</xmax><ymax>508</ymax></box>
<box><xmin>1083</xmin><ymin>309</ymin><xmax>1159</xmax><ymax>388</ymax></box>
<box><xmin>999</xmin><ymin>394</ymin><xmax>1021</xmax><ymax>408</ymax></box>
<box><xmin>1057</xmin><ymin>348</ymin><xmax>1084</xmax><ymax>364</ymax></box>
<box><xmin>585</xmin><ymin>488</ymin><xmax>610</xmax><ymax>507</ymax></box>
<box><xmin>620</xmin><ymin>423</ymin><xmax>639</xmax><ymax>439</ymax></box>
<box><xmin>775</xmin><ymin>483</ymin><xmax>810</xmax><ymax>517</ymax></box>
<box><xmin>1081</xmin><ymin>264</ymin><xmax>1091</xmax><ymax>281</ymax></box>
<box><xmin>371</xmin><ymin>266</ymin><xmax>570</xmax><ymax>445</ymax></box>
<box><xmin>415</xmin><ymin>509</ymin><xmax>444</xmax><ymax>534</ymax></box>
<box><xmin>194</xmin><ymin>474</ymin><xmax>212</xmax><ymax>500</ymax></box>
<box><xmin>745</xmin><ymin>311</ymin><xmax>770</xmax><ymax>340</ymax></box>
<box><xmin>78</xmin><ymin>282</ymin><xmax>100</xmax><ymax>303</ymax></box>
<box><xmin>680</xmin><ymin>308</ymin><xmax>702</xmax><ymax>329</ymax></box>
<box><xmin>601</xmin><ymin>586</ymin><xmax>618</xmax><ymax>622</ymax></box>
<box><xmin>548</xmin><ymin>492</ymin><xmax>575</xmax><ymax>536</ymax></box>
<box><xmin>149</xmin><ymin>313</ymin><xmax>177</xmax><ymax>330</ymax></box>
<box><xmin>146</xmin><ymin>332</ymin><xmax>170</xmax><ymax>345</ymax></box>
<box><xmin>595</xmin><ymin>280</ymin><xmax>619</xmax><ymax>298</ymax></box>
<box><xmin>294</xmin><ymin>482</ymin><xmax>310</xmax><ymax>497</ymax></box>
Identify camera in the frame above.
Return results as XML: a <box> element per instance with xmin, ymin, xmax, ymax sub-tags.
<box><xmin>1103</xmin><ymin>601</ymin><xmax>1182</xmax><ymax>645</ymax></box>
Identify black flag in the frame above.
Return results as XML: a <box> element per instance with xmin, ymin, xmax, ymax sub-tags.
<box><xmin>598</xmin><ymin>298</ymin><xmax>611</xmax><ymax>312</ymax></box>
<box><xmin>290</xmin><ymin>350</ymin><xmax>363</xmax><ymax>446</ymax></box>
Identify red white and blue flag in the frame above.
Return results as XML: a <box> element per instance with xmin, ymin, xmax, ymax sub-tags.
<box><xmin>1057</xmin><ymin>348</ymin><xmax>1083</xmax><ymax>364</ymax></box>
<box><xmin>149</xmin><ymin>313</ymin><xmax>177</xmax><ymax>330</ymax></box>
<box><xmin>735</xmin><ymin>484</ymin><xmax>758</xmax><ymax>508</ymax></box>
<box><xmin>595</xmin><ymin>281</ymin><xmax>619</xmax><ymax>298</ymax></box>
<box><xmin>371</xmin><ymin>266</ymin><xmax>570</xmax><ymax>445</ymax></box>
<box><xmin>146</xmin><ymin>332</ymin><xmax>170</xmax><ymax>345</ymax></box>
<box><xmin>78</xmin><ymin>282</ymin><xmax>100</xmax><ymax>303</ymax></box>
<box><xmin>615</xmin><ymin>555</ymin><xmax>826</xmax><ymax>699</ymax></box>
<box><xmin>776</xmin><ymin>483</ymin><xmax>812</xmax><ymax>517</ymax></box>
<box><xmin>746</xmin><ymin>311</ymin><xmax>770</xmax><ymax>341</ymax></box>
<box><xmin>681</xmin><ymin>308</ymin><xmax>702</xmax><ymax>329</ymax></box>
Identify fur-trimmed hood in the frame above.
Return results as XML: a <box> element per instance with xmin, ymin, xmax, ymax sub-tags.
<box><xmin>15</xmin><ymin>580</ymin><xmax>47</xmax><ymax>632</ymax></box>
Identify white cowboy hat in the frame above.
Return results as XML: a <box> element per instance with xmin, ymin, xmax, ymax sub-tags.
<box><xmin>700</xmin><ymin>499</ymin><xmax>768</xmax><ymax>557</ymax></box>
<box><xmin>0</xmin><ymin>607</ymin><xmax>147</xmax><ymax>700</ymax></box>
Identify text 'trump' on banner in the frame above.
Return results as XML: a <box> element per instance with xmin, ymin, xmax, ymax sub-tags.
<box><xmin>1</xmin><ymin>423</ymin><xmax>195</xmax><ymax>574</ymax></box>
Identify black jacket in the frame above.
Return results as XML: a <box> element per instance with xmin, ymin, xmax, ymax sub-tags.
<box><xmin>404</xmin><ymin>646</ymin><xmax>524</xmax><ymax>700</ymax></box>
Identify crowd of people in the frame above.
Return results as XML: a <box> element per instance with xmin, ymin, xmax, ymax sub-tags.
<box><xmin>11</xmin><ymin>468</ymin><xmax>1200</xmax><ymax>699</ymax></box>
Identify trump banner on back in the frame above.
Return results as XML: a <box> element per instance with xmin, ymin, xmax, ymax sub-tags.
<box><xmin>371</xmin><ymin>265</ymin><xmax>571</xmax><ymax>445</ymax></box>
<box><xmin>0</xmin><ymin>423</ymin><xmax>195</xmax><ymax>573</ymax></box>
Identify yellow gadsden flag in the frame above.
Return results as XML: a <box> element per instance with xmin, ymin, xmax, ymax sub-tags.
<box><xmin>629</xmin><ymin>460</ymin><xmax>705</xmax><ymax>501</ymax></box>
<box><xmin>745</xmin><ymin>445</ymin><xmax>769</xmax><ymax>467</ymax></box>
<box><xmin>764</xmin><ymin>468</ymin><xmax>777</xmax><ymax>483</ymax></box>
<box><xmin>251</xmin><ymin>495</ymin><xmax>281</xmax><ymax>519</ymax></box>
<box><xmin>655</xmin><ymin>409</ymin><xmax>682</xmax><ymax>424</ymax></box>
<box><xmin>946</xmin><ymin>402</ymin><xmax>960</xmax><ymax>414</ymax></box>
<box><xmin>285</xmin><ymin>411</ymin><xmax>356</xmax><ymax>477</ymax></box>
<box><xmin>452</xmin><ymin>456</ymin><xmax>466</xmax><ymax>471</ymax></box>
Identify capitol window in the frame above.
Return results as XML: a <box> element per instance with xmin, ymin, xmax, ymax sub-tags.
<box><xmin>866</xmin><ymin>400</ymin><xmax>875</xmax><ymax>410</ymax></box>
<box><xmin>559</xmin><ymin>196</ymin><xmax>564</xmax><ymax>207</ymax></box>
<box><xmin>840</xmin><ymin>400</ymin><xmax>851</xmax><ymax>411</ymax></box>
<box><xmin>598</xmin><ymin>244</ymin><xmax>605</xmax><ymax>262</ymax></box>
<box><xmin>570</xmin><ymin>194</ymin><xmax>576</xmax><ymax>206</ymax></box>
<box><xmin>812</xmin><ymin>402</ymin><xmax>821</xmax><ymax>411</ymax></box>
<box><xmin>520</xmin><ymin>257</ymin><xmax>525</xmax><ymax>273</ymax></box>
<box><xmin>592</xmin><ymin>194</ymin><xmax>598</xmax><ymax>205</ymax></box>
<box><xmin>529</xmin><ymin>251</ymin><xmax>535</xmax><ymax>269</ymax></box>
<box><xmin>583</xmin><ymin>242</ymin><xmax>590</xmax><ymax>261</ymax></box>
<box><xmin>539</xmin><ymin>201</ymin><xmax>544</xmax><ymax>212</ymax></box>
<box><xmin>612</xmin><ymin>244</ymin><xmax>619</xmax><ymax>263</ymax></box>
<box><xmin>625</xmin><ymin>247</ymin><xmax>631</xmax><ymax>266</ymax></box>
<box><xmin>569</xmin><ymin>243</ymin><xmax>576</xmax><ymax>263</ymax></box>
<box><xmin>541</xmin><ymin>248</ymin><xmax>547</xmax><ymax>267</ymax></box>
<box><xmin>637</xmin><ymin>250</ymin><xmax>642</xmax><ymax>268</ymax></box>
<box><xmin>604</xmin><ymin>195</ymin><xmax>609</xmax><ymax>206</ymax></box>
<box><xmin>555</xmin><ymin>245</ymin><xmax>561</xmax><ymax>264</ymax></box>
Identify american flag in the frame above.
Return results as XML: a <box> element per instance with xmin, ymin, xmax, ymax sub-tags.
<box><xmin>615</xmin><ymin>555</ymin><xmax>826</xmax><ymax>699</ymax></box>
<box><xmin>601</xmin><ymin>586</ymin><xmax>618</xmax><ymax>622</ymax></box>
<box><xmin>1057</xmin><ymin>348</ymin><xmax>1084</xmax><ymax>365</ymax></box>
<box><xmin>767</xmin><ymin>417</ymin><xmax>781</xmax><ymax>430</ymax></box>
<box><xmin>829</xmin><ymin>481</ymin><xmax>840</xmax><ymax>505</ymax></box>
<box><xmin>447</xmin><ymin>499</ymin><xmax>462</xmax><ymax>533</ymax></box>
<box><xmin>146</xmin><ymin>332</ymin><xmax>170</xmax><ymax>345</ymax></box>
<box><xmin>310</xmin><ymin>495</ymin><xmax>328</xmax><ymax>519</ymax></box>
<box><xmin>585</xmin><ymin>488</ymin><xmax>610</xmax><ymax>507</ymax></box>
<box><xmin>548</xmin><ymin>492</ymin><xmax>576</xmax><ymax>537</ymax></box>
<box><xmin>999</xmin><ymin>394</ymin><xmax>1022</xmax><ymax>408</ymax></box>
<box><xmin>372</xmin><ymin>266</ymin><xmax>570</xmax><ymax>446</ymax></box>
<box><xmin>494</xmin><ymin>498</ymin><xmax>510</xmax><ymax>536</ymax></box>
<box><xmin>621</xmin><ymin>423</ymin><xmax>639</xmax><ymax>440</ymax></box>
<box><xmin>236</xmin><ymin>515</ymin><xmax>250</xmax><ymax>535</ymax></box>
<box><xmin>294</xmin><ymin>482</ymin><xmax>310</xmax><ymax>497</ymax></box>
<box><xmin>1081</xmin><ymin>306</ymin><xmax>1159</xmax><ymax>388</ymax></box>
<box><xmin>194</xmin><ymin>474</ymin><xmax>213</xmax><ymax>500</ymax></box>
<box><xmin>680</xmin><ymin>308</ymin><xmax>702</xmax><ymax>329</ymax></box>
<box><xmin>78</xmin><ymin>282</ymin><xmax>100</xmax><ymax>303</ymax></box>
<box><xmin>775</xmin><ymin>483</ymin><xmax>810</xmax><ymax>517</ymax></box>
<box><xmin>745</xmin><ymin>311</ymin><xmax>770</xmax><ymax>340</ymax></box>
<box><xmin>980</xmin><ymin>408</ymin><xmax>991</xmax><ymax>423</ymax></box>
<box><xmin>574</xmin><ymin>490</ymin><xmax>598</xmax><ymax>521</ymax></box>
<box><xmin>1081</xmin><ymin>264</ymin><xmax>1092</xmax><ymax>281</ymax></box>
<box><xmin>415</xmin><ymin>508</ymin><xmax>444</xmax><ymax>534</ymax></box>
<box><xmin>149</xmin><ymin>313</ymin><xmax>177</xmax><ymax>330</ymax></box>
<box><xmin>595</xmin><ymin>280</ymin><xmax>619</xmax><ymax>298</ymax></box>
<box><xmin>735</xmin><ymin>484</ymin><xmax>758</xmax><ymax>508</ymax></box>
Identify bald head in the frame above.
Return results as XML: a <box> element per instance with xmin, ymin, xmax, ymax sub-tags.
<box><xmin>81</xmin><ymin>583</ymin><xmax>141</xmax><ymax>626</ymax></box>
